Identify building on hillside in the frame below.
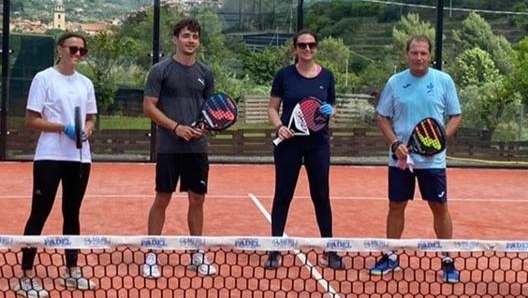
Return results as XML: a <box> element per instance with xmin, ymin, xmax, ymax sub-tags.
<box><xmin>74</xmin><ymin>22</ymin><xmax>112</xmax><ymax>35</ymax></box>
<box><xmin>53</xmin><ymin>0</ymin><xmax>66</xmax><ymax>30</ymax></box>
<box><xmin>11</xmin><ymin>18</ymin><xmax>48</xmax><ymax>33</ymax></box>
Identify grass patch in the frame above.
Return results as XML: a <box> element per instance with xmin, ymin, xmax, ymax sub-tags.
<box><xmin>98</xmin><ymin>115</ymin><xmax>151</xmax><ymax>130</ymax></box>
<box><xmin>7</xmin><ymin>115</ymin><xmax>274</xmax><ymax>131</ymax></box>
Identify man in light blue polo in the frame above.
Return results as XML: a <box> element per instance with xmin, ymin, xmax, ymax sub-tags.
<box><xmin>370</xmin><ymin>35</ymin><xmax>462</xmax><ymax>283</ymax></box>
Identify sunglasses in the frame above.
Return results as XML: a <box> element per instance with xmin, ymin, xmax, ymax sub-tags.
<box><xmin>296</xmin><ymin>42</ymin><xmax>317</xmax><ymax>49</ymax></box>
<box><xmin>64</xmin><ymin>45</ymin><xmax>88</xmax><ymax>56</ymax></box>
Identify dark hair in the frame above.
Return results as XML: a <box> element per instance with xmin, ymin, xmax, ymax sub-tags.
<box><xmin>173</xmin><ymin>18</ymin><xmax>201</xmax><ymax>37</ymax></box>
<box><xmin>55</xmin><ymin>32</ymin><xmax>87</xmax><ymax>64</ymax></box>
<box><xmin>292</xmin><ymin>29</ymin><xmax>318</xmax><ymax>47</ymax></box>
<box><xmin>405</xmin><ymin>35</ymin><xmax>432</xmax><ymax>53</ymax></box>
<box><xmin>56</xmin><ymin>32</ymin><xmax>87</xmax><ymax>48</ymax></box>
<box><xmin>292</xmin><ymin>29</ymin><xmax>318</xmax><ymax>63</ymax></box>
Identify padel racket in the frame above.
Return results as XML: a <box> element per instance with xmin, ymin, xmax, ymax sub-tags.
<box><xmin>192</xmin><ymin>92</ymin><xmax>237</xmax><ymax>131</ymax></box>
<box><xmin>273</xmin><ymin>97</ymin><xmax>329</xmax><ymax>146</ymax></box>
<box><xmin>74</xmin><ymin>106</ymin><xmax>83</xmax><ymax>149</ymax></box>
<box><xmin>74</xmin><ymin>106</ymin><xmax>83</xmax><ymax>178</ymax></box>
<box><xmin>407</xmin><ymin>117</ymin><xmax>446</xmax><ymax>156</ymax></box>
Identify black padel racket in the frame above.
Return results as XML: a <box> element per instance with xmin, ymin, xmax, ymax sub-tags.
<box><xmin>407</xmin><ymin>117</ymin><xmax>446</xmax><ymax>156</ymax></box>
<box><xmin>74</xmin><ymin>106</ymin><xmax>83</xmax><ymax>177</ymax></box>
<box><xmin>192</xmin><ymin>92</ymin><xmax>237</xmax><ymax>131</ymax></box>
<box><xmin>273</xmin><ymin>97</ymin><xmax>329</xmax><ymax>146</ymax></box>
<box><xmin>74</xmin><ymin>106</ymin><xmax>83</xmax><ymax>149</ymax></box>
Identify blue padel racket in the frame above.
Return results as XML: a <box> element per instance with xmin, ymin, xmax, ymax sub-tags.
<box><xmin>273</xmin><ymin>97</ymin><xmax>329</xmax><ymax>146</ymax></box>
<box><xmin>193</xmin><ymin>92</ymin><xmax>238</xmax><ymax>131</ymax></box>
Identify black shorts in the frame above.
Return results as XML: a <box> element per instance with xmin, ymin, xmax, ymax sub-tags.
<box><xmin>388</xmin><ymin>167</ymin><xmax>447</xmax><ymax>203</ymax></box>
<box><xmin>155</xmin><ymin>153</ymin><xmax>209</xmax><ymax>194</ymax></box>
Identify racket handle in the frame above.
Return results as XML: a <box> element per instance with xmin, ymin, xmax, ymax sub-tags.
<box><xmin>272</xmin><ymin>136</ymin><xmax>284</xmax><ymax>146</ymax></box>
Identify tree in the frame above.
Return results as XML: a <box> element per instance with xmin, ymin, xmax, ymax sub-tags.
<box><xmin>316</xmin><ymin>37</ymin><xmax>355</xmax><ymax>93</ymax></box>
<box><xmin>451</xmin><ymin>48</ymin><xmax>500</xmax><ymax>88</ymax></box>
<box><xmin>191</xmin><ymin>8</ymin><xmax>232</xmax><ymax>64</ymax></box>
<box><xmin>79</xmin><ymin>32</ymin><xmax>141</xmax><ymax>120</ymax></box>
<box><xmin>117</xmin><ymin>5</ymin><xmax>183</xmax><ymax>70</ymax></box>
<box><xmin>242</xmin><ymin>46</ymin><xmax>286</xmax><ymax>86</ymax></box>
<box><xmin>452</xmin><ymin>12</ymin><xmax>514</xmax><ymax>75</ymax></box>
<box><xmin>459</xmin><ymin>81</ymin><xmax>521</xmax><ymax>140</ymax></box>
<box><xmin>392</xmin><ymin>13</ymin><xmax>436</xmax><ymax>54</ymax></box>
<box><xmin>504</xmin><ymin>36</ymin><xmax>528</xmax><ymax>107</ymax></box>
<box><xmin>453</xmin><ymin>47</ymin><xmax>522</xmax><ymax>139</ymax></box>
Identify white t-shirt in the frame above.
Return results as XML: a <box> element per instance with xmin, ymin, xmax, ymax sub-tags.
<box><xmin>26</xmin><ymin>67</ymin><xmax>97</xmax><ymax>162</ymax></box>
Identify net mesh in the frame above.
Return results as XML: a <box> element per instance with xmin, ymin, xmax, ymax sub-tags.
<box><xmin>1</xmin><ymin>236</ymin><xmax>528</xmax><ymax>297</ymax></box>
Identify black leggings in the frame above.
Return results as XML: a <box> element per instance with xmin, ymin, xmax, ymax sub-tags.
<box><xmin>271</xmin><ymin>142</ymin><xmax>333</xmax><ymax>238</ymax></box>
<box><xmin>21</xmin><ymin>160</ymin><xmax>91</xmax><ymax>270</ymax></box>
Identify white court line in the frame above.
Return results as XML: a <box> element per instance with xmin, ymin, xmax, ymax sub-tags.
<box><xmin>248</xmin><ymin>193</ymin><xmax>342</xmax><ymax>298</ymax></box>
<box><xmin>1</xmin><ymin>194</ymin><xmax>528</xmax><ymax>202</ymax></box>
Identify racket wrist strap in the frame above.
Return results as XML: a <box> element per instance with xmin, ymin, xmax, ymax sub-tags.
<box><xmin>172</xmin><ymin>123</ymin><xmax>180</xmax><ymax>135</ymax></box>
<box><xmin>390</xmin><ymin>139</ymin><xmax>403</xmax><ymax>153</ymax></box>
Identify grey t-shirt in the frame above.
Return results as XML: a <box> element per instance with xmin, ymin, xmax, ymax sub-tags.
<box><xmin>144</xmin><ymin>57</ymin><xmax>214</xmax><ymax>153</ymax></box>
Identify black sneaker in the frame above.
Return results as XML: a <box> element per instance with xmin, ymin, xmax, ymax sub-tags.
<box><xmin>264</xmin><ymin>251</ymin><xmax>281</xmax><ymax>269</ymax></box>
<box><xmin>441</xmin><ymin>257</ymin><xmax>460</xmax><ymax>283</ymax></box>
<box><xmin>320</xmin><ymin>252</ymin><xmax>345</xmax><ymax>270</ymax></box>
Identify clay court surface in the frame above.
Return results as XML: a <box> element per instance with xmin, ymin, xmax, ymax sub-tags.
<box><xmin>1</xmin><ymin>162</ymin><xmax>527</xmax><ymax>239</ymax></box>
<box><xmin>1</xmin><ymin>162</ymin><xmax>528</xmax><ymax>298</ymax></box>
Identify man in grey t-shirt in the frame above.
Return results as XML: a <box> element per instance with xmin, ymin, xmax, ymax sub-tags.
<box><xmin>142</xmin><ymin>18</ymin><xmax>217</xmax><ymax>278</ymax></box>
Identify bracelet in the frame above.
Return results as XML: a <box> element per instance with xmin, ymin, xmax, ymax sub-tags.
<box><xmin>172</xmin><ymin>123</ymin><xmax>180</xmax><ymax>135</ymax></box>
<box><xmin>390</xmin><ymin>139</ymin><xmax>403</xmax><ymax>153</ymax></box>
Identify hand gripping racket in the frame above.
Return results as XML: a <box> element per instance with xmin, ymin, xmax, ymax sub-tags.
<box><xmin>408</xmin><ymin>117</ymin><xmax>446</xmax><ymax>156</ymax></box>
<box><xmin>273</xmin><ymin>97</ymin><xmax>329</xmax><ymax>146</ymax></box>
<box><xmin>192</xmin><ymin>92</ymin><xmax>238</xmax><ymax>131</ymax></box>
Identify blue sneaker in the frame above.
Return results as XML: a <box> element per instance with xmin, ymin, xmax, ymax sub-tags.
<box><xmin>369</xmin><ymin>254</ymin><xmax>399</xmax><ymax>275</ymax></box>
<box><xmin>442</xmin><ymin>257</ymin><xmax>459</xmax><ymax>283</ymax></box>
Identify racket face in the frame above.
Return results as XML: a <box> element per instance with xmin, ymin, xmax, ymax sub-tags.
<box><xmin>294</xmin><ymin>97</ymin><xmax>328</xmax><ymax>132</ymax></box>
<box><xmin>408</xmin><ymin>117</ymin><xmax>446</xmax><ymax>156</ymax></box>
<box><xmin>199</xmin><ymin>92</ymin><xmax>237</xmax><ymax>131</ymax></box>
<box><xmin>74</xmin><ymin>107</ymin><xmax>82</xmax><ymax>149</ymax></box>
<box><xmin>290</xmin><ymin>104</ymin><xmax>309</xmax><ymax>135</ymax></box>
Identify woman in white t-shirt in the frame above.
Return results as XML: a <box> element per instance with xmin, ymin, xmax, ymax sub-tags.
<box><xmin>13</xmin><ymin>32</ymin><xmax>98</xmax><ymax>298</ymax></box>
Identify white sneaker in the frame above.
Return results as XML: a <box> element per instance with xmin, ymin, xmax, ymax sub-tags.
<box><xmin>142</xmin><ymin>252</ymin><xmax>161</xmax><ymax>279</ymax></box>
<box><xmin>58</xmin><ymin>267</ymin><xmax>97</xmax><ymax>290</ymax></box>
<box><xmin>189</xmin><ymin>251</ymin><xmax>217</xmax><ymax>276</ymax></box>
<box><xmin>12</xmin><ymin>277</ymin><xmax>49</xmax><ymax>298</ymax></box>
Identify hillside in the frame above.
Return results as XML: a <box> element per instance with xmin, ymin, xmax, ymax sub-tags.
<box><xmin>12</xmin><ymin>0</ymin><xmax>152</xmax><ymax>22</ymax></box>
<box><xmin>346</xmin><ymin>16</ymin><xmax>526</xmax><ymax>63</ymax></box>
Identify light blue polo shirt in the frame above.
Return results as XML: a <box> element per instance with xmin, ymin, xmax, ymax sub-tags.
<box><xmin>376</xmin><ymin>68</ymin><xmax>461</xmax><ymax>169</ymax></box>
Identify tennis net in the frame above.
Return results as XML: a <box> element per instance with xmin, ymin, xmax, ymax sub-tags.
<box><xmin>1</xmin><ymin>235</ymin><xmax>527</xmax><ymax>297</ymax></box>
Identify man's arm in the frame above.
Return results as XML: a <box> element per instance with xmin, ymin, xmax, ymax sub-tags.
<box><xmin>143</xmin><ymin>96</ymin><xmax>202</xmax><ymax>141</ymax></box>
<box><xmin>376</xmin><ymin>113</ymin><xmax>407</xmax><ymax>158</ymax></box>
<box><xmin>445</xmin><ymin>114</ymin><xmax>462</xmax><ymax>139</ymax></box>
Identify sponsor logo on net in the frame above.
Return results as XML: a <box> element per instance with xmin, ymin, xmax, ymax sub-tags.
<box><xmin>326</xmin><ymin>240</ymin><xmax>353</xmax><ymax>250</ymax></box>
<box><xmin>272</xmin><ymin>238</ymin><xmax>299</xmax><ymax>250</ymax></box>
<box><xmin>0</xmin><ymin>236</ymin><xmax>14</xmax><ymax>246</ymax></box>
<box><xmin>178</xmin><ymin>237</ymin><xmax>206</xmax><ymax>248</ymax></box>
<box><xmin>506</xmin><ymin>241</ymin><xmax>528</xmax><ymax>251</ymax></box>
<box><xmin>234</xmin><ymin>238</ymin><xmax>261</xmax><ymax>249</ymax></box>
<box><xmin>141</xmin><ymin>237</ymin><xmax>168</xmax><ymax>248</ymax></box>
<box><xmin>454</xmin><ymin>240</ymin><xmax>480</xmax><ymax>250</ymax></box>
<box><xmin>363</xmin><ymin>240</ymin><xmax>390</xmax><ymax>250</ymax></box>
<box><xmin>417</xmin><ymin>241</ymin><xmax>443</xmax><ymax>250</ymax></box>
<box><xmin>83</xmin><ymin>236</ymin><xmax>112</xmax><ymax>247</ymax></box>
<box><xmin>44</xmin><ymin>237</ymin><xmax>72</xmax><ymax>247</ymax></box>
